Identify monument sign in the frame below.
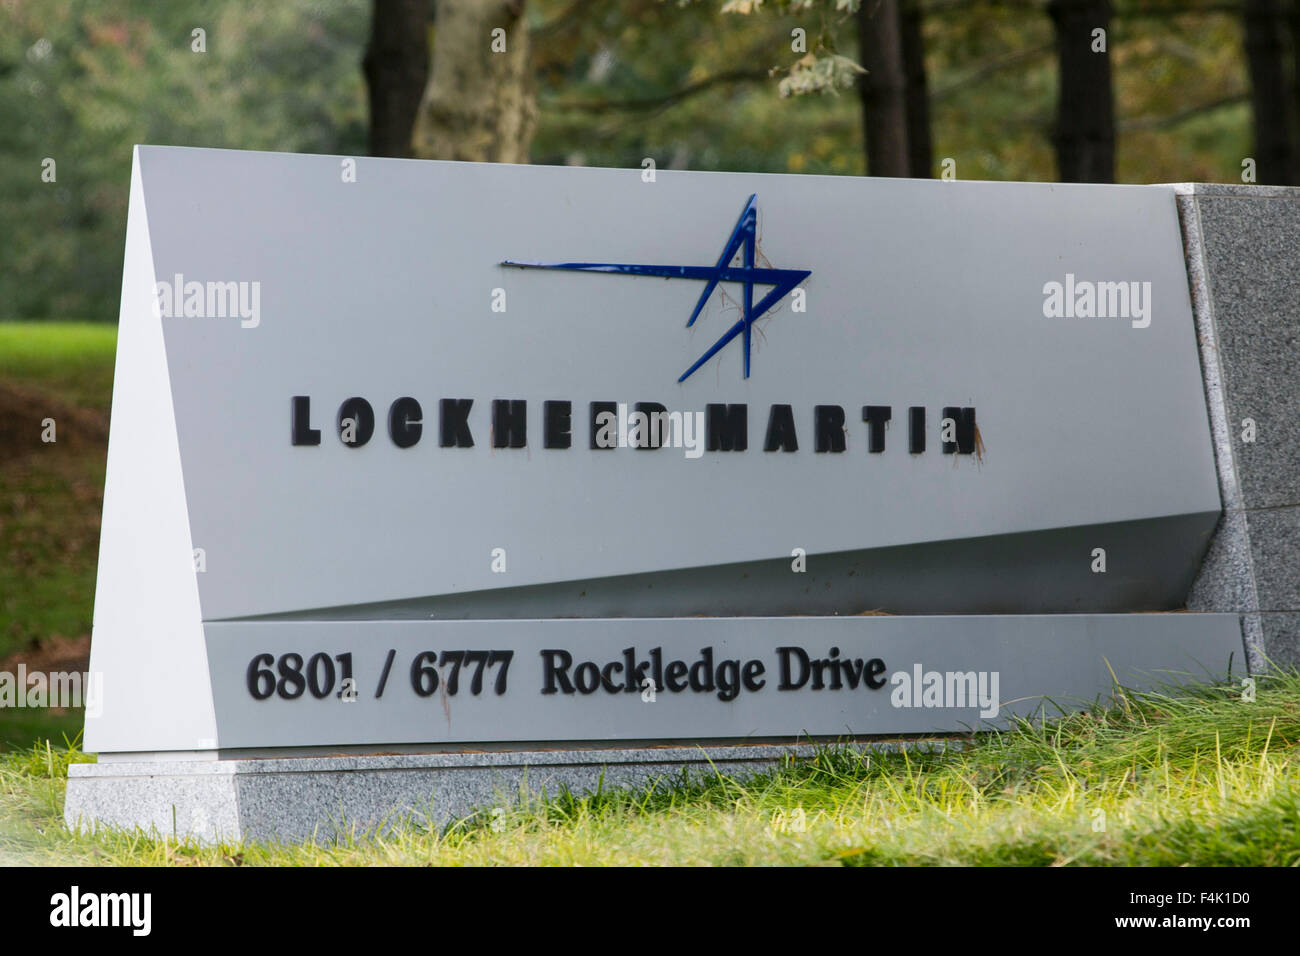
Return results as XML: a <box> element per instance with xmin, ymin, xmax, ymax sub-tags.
<box><xmin>66</xmin><ymin>147</ymin><xmax>1264</xmax><ymax>841</ymax></box>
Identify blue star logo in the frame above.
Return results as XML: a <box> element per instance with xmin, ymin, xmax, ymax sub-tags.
<box><xmin>503</xmin><ymin>194</ymin><xmax>810</xmax><ymax>381</ymax></box>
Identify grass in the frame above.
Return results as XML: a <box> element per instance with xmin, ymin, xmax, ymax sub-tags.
<box><xmin>0</xmin><ymin>442</ymin><xmax>103</xmax><ymax>663</ymax></box>
<box><xmin>0</xmin><ymin>321</ymin><xmax>114</xmax><ymax>746</ymax></box>
<box><xmin>2</xmin><ymin>672</ymin><xmax>1297</xmax><ymax>866</ymax></box>
<box><xmin>0</xmin><ymin>710</ymin><xmax>85</xmax><ymax>754</ymax></box>
<box><xmin>0</xmin><ymin>321</ymin><xmax>117</xmax><ymax>413</ymax></box>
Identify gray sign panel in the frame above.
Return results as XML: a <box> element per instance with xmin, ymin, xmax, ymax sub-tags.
<box><xmin>133</xmin><ymin>148</ymin><xmax>1216</xmax><ymax>621</ymax></box>
<box><xmin>87</xmin><ymin>147</ymin><xmax>1223</xmax><ymax>753</ymax></box>
<box><xmin>204</xmin><ymin>615</ymin><xmax>1241</xmax><ymax>750</ymax></box>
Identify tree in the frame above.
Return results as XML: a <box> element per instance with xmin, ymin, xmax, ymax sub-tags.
<box><xmin>1291</xmin><ymin>1</ymin><xmax>1300</xmax><ymax>173</ymax></box>
<box><xmin>900</xmin><ymin>0</ymin><xmax>932</xmax><ymax>177</ymax></box>
<box><xmin>411</xmin><ymin>0</ymin><xmax>537</xmax><ymax>162</ymax></box>
<box><xmin>856</xmin><ymin>0</ymin><xmax>912</xmax><ymax>175</ymax></box>
<box><xmin>363</xmin><ymin>0</ymin><xmax>429</xmax><ymax>158</ymax></box>
<box><xmin>1244</xmin><ymin>0</ymin><xmax>1297</xmax><ymax>183</ymax></box>
<box><xmin>1048</xmin><ymin>0</ymin><xmax>1115</xmax><ymax>182</ymax></box>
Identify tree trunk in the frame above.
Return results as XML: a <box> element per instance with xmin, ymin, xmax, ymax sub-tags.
<box><xmin>363</xmin><ymin>0</ymin><xmax>430</xmax><ymax>158</ymax></box>
<box><xmin>1245</xmin><ymin>0</ymin><xmax>1297</xmax><ymax>184</ymax></box>
<box><xmin>900</xmin><ymin>0</ymin><xmax>932</xmax><ymax>178</ymax></box>
<box><xmin>1290</xmin><ymin>1</ymin><xmax>1300</xmax><ymax>178</ymax></box>
<box><xmin>1048</xmin><ymin>0</ymin><xmax>1115</xmax><ymax>183</ymax></box>
<box><xmin>411</xmin><ymin>0</ymin><xmax>536</xmax><ymax>163</ymax></box>
<box><xmin>856</xmin><ymin>0</ymin><xmax>911</xmax><ymax>177</ymax></box>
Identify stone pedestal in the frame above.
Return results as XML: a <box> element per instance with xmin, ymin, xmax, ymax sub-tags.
<box><xmin>64</xmin><ymin>743</ymin><xmax>844</xmax><ymax>844</ymax></box>
<box><xmin>1178</xmin><ymin>184</ymin><xmax>1300</xmax><ymax>671</ymax></box>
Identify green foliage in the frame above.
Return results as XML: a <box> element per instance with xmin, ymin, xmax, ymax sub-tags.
<box><xmin>532</xmin><ymin>0</ymin><xmax>864</xmax><ymax>175</ymax></box>
<box><xmin>722</xmin><ymin>0</ymin><xmax>865</xmax><ymax>96</ymax></box>
<box><xmin>0</xmin><ymin>0</ymin><xmax>368</xmax><ymax>321</ymax></box>
<box><xmin>0</xmin><ymin>1</ymin><xmax>1255</xmax><ymax>320</ymax></box>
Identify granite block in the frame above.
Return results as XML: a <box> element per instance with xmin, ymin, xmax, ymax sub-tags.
<box><xmin>1259</xmin><ymin>613</ymin><xmax>1300</xmax><ymax>669</ymax></box>
<box><xmin>1177</xmin><ymin>191</ymin><xmax>1242</xmax><ymax>516</ymax></box>
<box><xmin>66</xmin><ymin>743</ymin><xmax>934</xmax><ymax>845</ymax></box>
<box><xmin>1187</xmin><ymin>511</ymin><xmax>1258</xmax><ymax>613</ymax></box>
<box><xmin>1188</xmin><ymin>193</ymin><xmax>1300</xmax><ymax>511</ymax></box>
<box><xmin>1245</xmin><ymin>506</ymin><xmax>1300</xmax><ymax>611</ymax></box>
<box><xmin>1171</xmin><ymin>183</ymin><xmax>1300</xmax><ymax>199</ymax></box>
<box><xmin>63</xmin><ymin>760</ymin><xmax>242</xmax><ymax>843</ymax></box>
<box><xmin>1176</xmin><ymin>185</ymin><xmax>1300</xmax><ymax>671</ymax></box>
<box><xmin>1242</xmin><ymin>614</ymin><xmax>1267</xmax><ymax>674</ymax></box>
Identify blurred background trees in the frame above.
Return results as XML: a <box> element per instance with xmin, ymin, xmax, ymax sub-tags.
<box><xmin>0</xmin><ymin>0</ymin><xmax>1289</xmax><ymax>320</ymax></box>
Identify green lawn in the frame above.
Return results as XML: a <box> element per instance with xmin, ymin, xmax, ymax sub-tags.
<box><xmin>0</xmin><ymin>321</ymin><xmax>114</xmax><ymax>748</ymax></box>
<box><xmin>0</xmin><ymin>444</ymin><xmax>103</xmax><ymax>663</ymax></box>
<box><xmin>0</xmin><ymin>321</ymin><xmax>116</xmax><ymax>414</ymax></box>
<box><xmin>2</xmin><ymin>673</ymin><xmax>1297</xmax><ymax>865</ymax></box>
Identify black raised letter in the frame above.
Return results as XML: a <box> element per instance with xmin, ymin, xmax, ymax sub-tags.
<box><xmin>388</xmin><ymin>397</ymin><xmax>422</xmax><ymax>449</ymax></box>
<box><xmin>814</xmin><ymin>405</ymin><xmax>846</xmax><ymax>453</ymax></box>
<box><xmin>492</xmin><ymin>399</ymin><xmax>527</xmax><ymax>448</ymax></box>
<box><xmin>440</xmin><ymin>399</ymin><xmax>474</xmax><ymax>447</ymax></box>
<box><xmin>862</xmin><ymin>405</ymin><xmax>891</xmax><ymax>453</ymax></box>
<box><xmin>543</xmin><ymin>400</ymin><xmax>572</xmax><ymax>449</ymax></box>
<box><xmin>706</xmin><ymin>403</ymin><xmax>748</xmax><ymax>451</ymax></box>
<box><xmin>777</xmin><ymin>647</ymin><xmax>811</xmax><ymax>690</ymax></box>
<box><xmin>908</xmin><ymin>406</ymin><xmax>925</xmax><ymax>454</ymax></box>
<box><xmin>764</xmin><ymin>404</ymin><xmax>798</xmax><ymax>452</ymax></box>
<box><xmin>540</xmin><ymin>650</ymin><xmax>575</xmax><ymax>694</ymax></box>
<box><xmin>291</xmin><ymin>396</ymin><xmax>321</xmax><ymax>446</ymax></box>
<box><xmin>635</xmin><ymin>402</ymin><xmax>667</xmax><ymax>450</ymax></box>
<box><xmin>942</xmin><ymin>406</ymin><xmax>977</xmax><ymax>454</ymax></box>
<box><xmin>590</xmin><ymin>401</ymin><xmax>617</xmax><ymax>450</ymax></box>
<box><xmin>337</xmin><ymin>397</ymin><xmax>375</xmax><ymax>448</ymax></box>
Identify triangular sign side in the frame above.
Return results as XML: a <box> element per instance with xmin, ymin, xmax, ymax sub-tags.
<box><xmin>84</xmin><ymin>147</ymin><xmax>218</xmax><ymax>753</ymax></box>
